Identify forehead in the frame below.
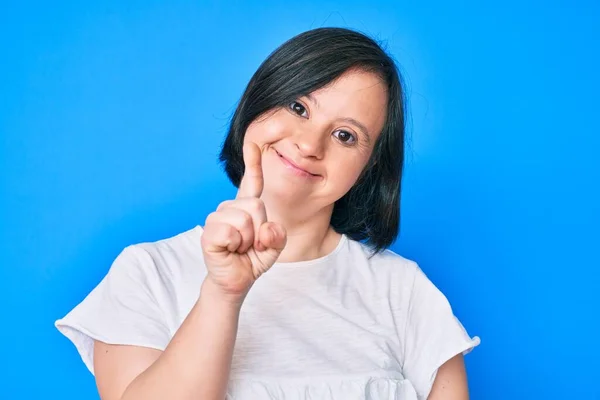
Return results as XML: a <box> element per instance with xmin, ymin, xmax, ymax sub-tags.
<box><xmin>314</xmin><ymin>69</ymin><xmax>386</xmax><ymax>97</ymax></box>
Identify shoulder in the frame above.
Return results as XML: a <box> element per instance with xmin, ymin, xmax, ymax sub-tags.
<box><xmin>133</xmin><ymin>224</ymin><xmax>204</xmax><ymax>260</ymax></box>
<box><xmin>101</xmin><ymin>225</ymin><xmax>206</xmax><ymax>310</ymax></box>
<box><xmin>325</xmin><ymin>236</ymin><xmax>425</xmax><ymax>309</ymax></box>
<box><xmin>121</xmin><ymin>225</ymin><xmax>205</xmax><ymax>278</ymax></box>
<box><xmin>53</xmin><ymin>226</ymin><xmax>205</xmax><ymax>373</ymax></box>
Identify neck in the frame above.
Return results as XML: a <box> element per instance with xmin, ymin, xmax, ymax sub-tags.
<box><xmin>261</xmin><ymin>194</ymin><xmax>342</xmax><ymax>263</ymax></box>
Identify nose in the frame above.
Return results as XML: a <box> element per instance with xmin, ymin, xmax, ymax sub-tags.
<box><xmin>293</xmin><ymin>128</ymin><xmax>325</xmax><ymax>160</ymax></box>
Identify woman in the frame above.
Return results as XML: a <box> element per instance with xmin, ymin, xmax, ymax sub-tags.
<box><xmin>56</xmin><ymin>27</ymin><xmax>479</xmax><ymax>400</ymax></box>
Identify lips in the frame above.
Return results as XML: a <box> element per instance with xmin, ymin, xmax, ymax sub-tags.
<box><xmin>274</xmin><ymin>149</ymin><xmax>318</xmax><ymax>177</ymax></box>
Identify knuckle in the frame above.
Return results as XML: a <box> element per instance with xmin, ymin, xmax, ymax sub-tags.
<box><xmin>217</xmin><ymin>200</ymin><xmax>231</xmax><ymax>211</ymax></box>
<box><xmin>216</xmin><ymin>223</ymin><xmax>236</xmax><ymax>243</ymax></box>
<box><xmin>249</xmin><ymin>197</ymin><xmax>264</xmax><ymax>212</ymax></box>
<box><xmin>223</xmin><ymin>223</ymin><xmax>237</xmax><ymax>238</ymax></box>
<box><xmin>241</xmin><ymin>212</ymin><xmax>254</xmax><ymax>228</ymax></box>
<box><xmin>205</xmin><ymin>211</ymin><xmax>218</xmax><ymax>225</ymax></box>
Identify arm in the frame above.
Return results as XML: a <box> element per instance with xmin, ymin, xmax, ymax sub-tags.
<box><xmin>427</xmin><ymin>354</ymin><xmax>470</xmax><ymax>400</ymax></box>
<box><xmin>94</xmin><ymin>279</ymin><xmax>242</xmax><ymax>400</ymax></box>
<box><xmin>94</xmin><ymin>142</ymin><xmax>285</xmax><ymax>400</ymax></box>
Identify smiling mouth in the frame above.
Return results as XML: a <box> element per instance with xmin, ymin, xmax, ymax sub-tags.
<box><xmin>274</xmin><ymin>150</ymin><xmax>319</xmax><ymax>177</ymax></box>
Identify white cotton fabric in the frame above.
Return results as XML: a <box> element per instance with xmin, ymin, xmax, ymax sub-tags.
<box><xmin>55</xmin><ymin>225</ymin><xmax>480</xmax><ymax>400</ymax></box>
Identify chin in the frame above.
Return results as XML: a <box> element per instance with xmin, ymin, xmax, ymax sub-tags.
<box><xmin>262</xmin><ymin>179</ymin><xmax>308</xmax><ymax>203</ymax></box>
<box><xmin>264</xmin><ymin>178</ymin><xmax>298</xmax><ymax>193</ymax></box>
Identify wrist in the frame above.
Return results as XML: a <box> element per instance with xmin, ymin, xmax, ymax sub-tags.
<box><xmin>200</xmin><ymin>277</ymin><xmax>247</xmax><ymax>309</ymax></box>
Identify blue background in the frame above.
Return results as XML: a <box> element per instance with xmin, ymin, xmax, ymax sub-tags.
<box><xmin>1</xmin><ymin>1</ymin><xmax>599</xmax><ymax>399</ymax></box>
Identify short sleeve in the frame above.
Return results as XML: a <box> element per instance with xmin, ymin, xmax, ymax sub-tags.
<box><xmin>55</xmin><ymin>245</ymin><xmax>171</xmax><ymax>374</ymax></box>
<box><xmin>401</xmin><ymin>265</ymin><xmax>480</xmax><ymax>399</ymax></box>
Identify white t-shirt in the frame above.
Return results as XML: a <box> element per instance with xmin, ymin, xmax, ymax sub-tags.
<box><xmin>55</xmin><ymin>225</ymin><xmax>480</xmax><ymax>400</ymax></box>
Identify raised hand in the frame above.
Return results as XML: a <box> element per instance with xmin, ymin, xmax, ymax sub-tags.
<box><xmin>201</xmin><ymin>142</ymin><xmax>287</xmax><ymax>299</ymax></box>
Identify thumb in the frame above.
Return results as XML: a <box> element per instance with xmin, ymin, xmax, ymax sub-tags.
<box><xmin>249</xmin><ymin>222</ymin><xmax>287</xmax><ymax>279</ymax></box>
<box><xmin>258</xmin><ymin>222</ymin><xmax>287</xmax><ymax>252</ymax></box>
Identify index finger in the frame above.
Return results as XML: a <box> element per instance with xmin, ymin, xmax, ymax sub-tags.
<box><xmin>237</xmin><ymin>141</ymin><xmax>264</xmax><ymax>199</ymax></box>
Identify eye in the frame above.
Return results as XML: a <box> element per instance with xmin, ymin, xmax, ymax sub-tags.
<box><xmin>288</xmin><ymin>101</ymin><xmax>308</xmax><ymax>118</ymax></box>
<box><xmin>333</xmin><ymin>130</ymin><xmax>357</xmax><ymax>145</ymax></box>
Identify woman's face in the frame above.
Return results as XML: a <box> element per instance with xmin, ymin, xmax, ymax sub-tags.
<box><xmin>244</xmin><ymin>69</ymin><xmax>388</xmax><ymax>210</ymax></box>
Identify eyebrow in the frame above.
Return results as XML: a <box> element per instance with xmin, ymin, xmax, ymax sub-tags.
<box><xmin>305</xmin><ymin>94</ymin><xmax>372</xmax><ymax>144</ymax></box>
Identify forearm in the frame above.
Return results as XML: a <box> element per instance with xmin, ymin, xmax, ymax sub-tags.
<box><xmin>121</xmin><ymin>279</ymin><xmax>242</xmax><ymax>400</ymax></box>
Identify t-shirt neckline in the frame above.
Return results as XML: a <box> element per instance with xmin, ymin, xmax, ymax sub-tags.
<box><xmin>272</xmin><ymin>233</ymin><xmax>348</xmax><ymax>268</ymax></box>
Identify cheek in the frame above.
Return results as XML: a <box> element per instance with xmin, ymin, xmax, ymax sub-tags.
<box><xmin>245</xmin><ymin>111</ymin><xmax>289</xmax><ymax>145</ymax></box>
<box><xmin>329</xmin><ymin>156</ymin><xmax>368</xmax><ymax>192</ymax></box>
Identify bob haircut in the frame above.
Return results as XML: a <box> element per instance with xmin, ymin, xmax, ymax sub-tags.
<box><xmin>219</xmin><ymin>27</ymin><xmax>406</xmax><ymax>255</ymax></box>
